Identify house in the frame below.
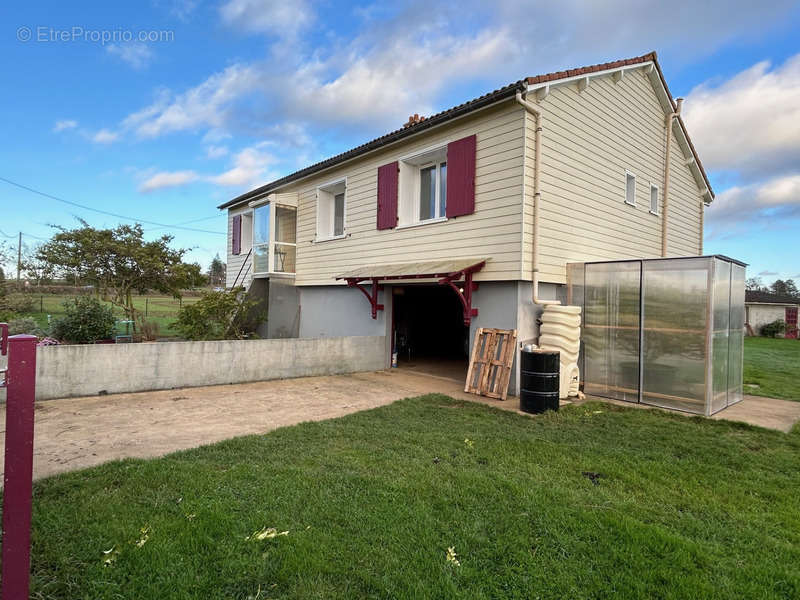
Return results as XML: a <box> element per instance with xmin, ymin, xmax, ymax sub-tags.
<box><xmin>218</xmin><ymin>51</ymin><xmax>714</xmax><ymax>394</ymax></box>
<box><xmin>745</xmin><ymin>290</ymin><xmax>799</xmax><ymax>338</ymax></box>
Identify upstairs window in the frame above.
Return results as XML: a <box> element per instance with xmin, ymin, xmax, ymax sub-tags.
<box><xmin>650</xmin><ymin>183</ymin><xmax>659</xmax><ymax>215</ymax></box>
<box><xmin>625</xmin><ymin>171</ymin><xmax>636</xmax><ymax>206</ymax></box>
<box><xmin>398</xmin><ymin>146</ymin><xmax>448</xmax><ymax>226</ymax></box>
<box><xmin>317</xmin><ymin>179</ymin><xmax>346</xmax><ymax>240</ymax></box>
<box><xmin>376</xmin><ymin>134</ymin><xmax>475</xmax><ymax>230</ymax></box>
<box><xmin>419</xmin><ymin>161</ymin><xmax>447</xmax><ymax>221</ymax></box>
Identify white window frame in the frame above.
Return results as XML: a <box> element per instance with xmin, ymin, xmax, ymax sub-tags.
<box><xmin>397</xmin><ymin>143</ymin><xmax>449</xmax><ymax>228</ymax></box>
<box><xmin>249</xmin><ymin>200</ymin><xmax>297</xmax><ymax>276</ymax></box>
<box><xmin>315</xmin><ymin>177</ymin><xmax>347</xmax><ymax>242</ymax></box>
<box><xmin>238</xmin><ymin>210</ymin><xmax>253</xmax><ymax>254</ymax></box>
<box><xmin>624</xmin><ymin>170</ymin><xmax>636</xmax><ymax>206</ymax></box>
<box><xmin>649</xmin><ymin>182</ymin><xmax>659</xmax><ymax>215</ymax></box>
<box><xmin>251</xmin><ymin>201</ymin><xmax>272</xmax><ymax>275</ymax></box>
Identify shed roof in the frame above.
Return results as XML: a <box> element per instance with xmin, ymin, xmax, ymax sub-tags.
<box><xmin>745</xmin><ymin>290</ymin><xmax>800</xmax><ymax>305</ymax></box>
<box><xmin>219</xmin><ymin>51</ymin><xmax>712</xmax><ymax>210</ymax></box>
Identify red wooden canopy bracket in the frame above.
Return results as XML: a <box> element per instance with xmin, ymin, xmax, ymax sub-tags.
<box><xmin>346</xmin><ymin>278</ymin><xmax>384</xmax><ymax>319</ymax></box>
<box><xmin>439</xmin><ymin>266</ymin><xmax>481</xmax><ymax>326</ymax></box>
<box><xmin>342</xmin><ymin>260</ymin><xmax>485</xmax><ymax>324</ymax></box>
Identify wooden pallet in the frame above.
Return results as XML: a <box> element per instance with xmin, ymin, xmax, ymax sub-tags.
<box><xmin>464</xmin><ymin>328</ymin><xmax>518</xmax><ymax>400</ymax></box>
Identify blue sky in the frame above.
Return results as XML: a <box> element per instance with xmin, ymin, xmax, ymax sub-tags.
<box><xmin>1</xmin><ymin>1</ymin><xmax>799</xmax><ymax>283</ymax></box>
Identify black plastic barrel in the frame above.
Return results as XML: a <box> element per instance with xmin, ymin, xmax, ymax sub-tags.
<box><xmin>520</xmin><ymin>349</ymin><xmax>560</xmax><ymax>414</ymax></box>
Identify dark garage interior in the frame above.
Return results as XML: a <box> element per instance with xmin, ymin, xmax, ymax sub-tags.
<box><xmin>392</xmin><ymin>284</ymin><xmax>469</xmax><ymax>380</ymax></box>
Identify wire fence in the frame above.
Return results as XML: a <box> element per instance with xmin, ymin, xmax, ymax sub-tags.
<box><xmin>26</xmin><ymin>294</ymin><xmax>199</xmax><ymax>318</ymax></box>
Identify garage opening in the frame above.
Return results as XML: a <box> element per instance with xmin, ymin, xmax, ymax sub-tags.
<box><xmin>392</xmin><ymin>285</ymin><xmax>469</xmax><ymax>381</ymax></box>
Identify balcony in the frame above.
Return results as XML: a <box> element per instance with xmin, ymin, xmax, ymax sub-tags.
<box><xmin>251</xmin><ymin>201</ymin><xmax>297</xmax><ymax>277</ymax></box>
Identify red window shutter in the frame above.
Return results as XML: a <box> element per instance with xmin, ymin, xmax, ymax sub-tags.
<box><xmin>232</xmin><ymin>214</ymin><xmax>242</xmax><ymax>255</ymax></box>
<box><xmin>446</xmin><ymin>134</ymin><xmax>477</xmax><ymax>218</ymax></box>
<box><xmin>377</xmin><ymin>161</ymin><xmax>399</xmax><ymax>230</ymax></box>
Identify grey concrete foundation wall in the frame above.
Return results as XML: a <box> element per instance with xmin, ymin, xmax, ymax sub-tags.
<box><xmin>33</xmin><ymin>336</ymin><xmax>386</xmax><ymax>401</ymax></box>
<box><xmin>267</xmin><ymin>277</ymin><xmax>301</xmax><ymax>338</ymax></box>
<box><xmin>298</xmin><ymin>285</ymin><xmax>389</xmax><ymax>338</ymax></box>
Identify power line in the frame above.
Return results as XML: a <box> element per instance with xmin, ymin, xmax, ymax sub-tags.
<box><xmin>0</xmin><ymin>229</ymin><xmax>48</xmax><ymax>242</ymax></box>
<box><xmin>0</xmin><ymin>175</ymin><xmax>225</xmax><ymax>235</ymax></box>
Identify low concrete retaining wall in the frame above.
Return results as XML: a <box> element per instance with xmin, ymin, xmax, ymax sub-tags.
<box><xmin>33</xmin><ymin>336</ymin><xmax>386</xmax><ymax>401</ymax></box>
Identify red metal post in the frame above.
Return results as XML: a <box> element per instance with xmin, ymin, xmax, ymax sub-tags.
<box><xmin>2</xmin><ymin>334</ymin><xmax>38</xmax><ymax>600</ymax></box>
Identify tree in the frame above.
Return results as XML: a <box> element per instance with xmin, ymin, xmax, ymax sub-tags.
<box><xmin>20</xmin><ymin>242</ymin><xmax>55</xmax><ymax>286</ymax></box>
<box><xmin>207</xmin><ymin>254</ymin><xmax>227</xmax><ymax>287</ymax></box>
<box><xmin>37</xmin><ymin>221</ymin><xmax>206</xmax><ymax>329</ymax></box>
<box><xmin>745</xmin><ymin>277</ymin><xmax>765</xmax><ymax>291</ymax></box>
<box><xmin>770</xmin><ymin>279</ymin><xmax>799</xmax><ymax>298</ymax></box>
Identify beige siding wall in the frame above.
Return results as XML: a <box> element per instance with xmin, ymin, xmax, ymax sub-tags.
<box><xmin>528</xmin><ymin>68</ymin><xmax>704</xmax><ymax>284</ymax></box>
<box><xmin>225</xmin><ymin>204</ymin><xmax>253</xmax><ymax>289</ymax></box>
<box><xmin>282</xmin><ymin>104</ymin><xmax>525</xmax><ymax>286</ymax></box>
<box><xmin>666</xmin><ymin>131</ymin><xmax>704</xmax><ymax>256</ymax></box>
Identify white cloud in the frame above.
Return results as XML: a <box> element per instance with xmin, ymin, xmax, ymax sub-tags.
<box><xmin>107</xmin><ymin>43</ymin><xmax>155</xmax><ymax>70</ymax></box>
<box><xmin>210</xmin><ymin>144</ymin><xmax>276</xmax><ymax>186</ymax></box>
<box><xmin>219</xmin><ymin>0</ymin><xmax>312</xmax><ymax>37</ymax></box>
<box><xmin>52</xmin><ymin>119</ymin><xmax>78</xmax><ymax>132</ymax></box>
<box><xmin>112</xmin><ymin>0</ymin><xmax>798</xmax><ymax>147</ymax></box>
<box><xmin>705</xmin><ymin>174</ymin><xmax>800</xmax><ymax>237</ymax></box>
<box><xmin>92</xmin><ymin>129</ymin><xmax>120</xmax><ymax>144</ymax></box>
<box><xmin>122</xmin><ymin>64</ymin><xmax>261</xmax><ymax>138</ymax></box>
<box><xmin>139</xmin><ymin>144</ymin><xmax>276</xmax><ymax>192</ymax></box>
<box><xmin>683</xmin><ymin>54</ymin><xmax>800</xmax><ymax>175</ymax></box>
<box><xmin>139</xmin><ymin>170</ymin><xmax>200</xmax><ymax>192</ymax></box>
<box><xmin>205</xmin><ymin>145</ymin><xmax>230</xmax><ymax>159</ymax></box>
<box><xmin>758</xmin><ymin>270</ymin><xmax>779</xmax><ymax>277</ymax></box>
<box><xmin>286</xmin><ymin>29</ymin><xmax>515</xmax><ymax>128</ymax></box>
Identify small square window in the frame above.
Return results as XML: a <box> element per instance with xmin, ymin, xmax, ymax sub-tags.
<box><xmin>625</xmin><ymin>172</ymin><xmax>636</xmax><ymax>206</ymax></box>
<box><xmin>650</xmin><ymin>184</ymin><xmax>659</xmax><ymax>215</ymax></box>
<box><xmin>316</xmin><ymin>180</ymin><xmax>346</xmax><ymax>240</ymax></box>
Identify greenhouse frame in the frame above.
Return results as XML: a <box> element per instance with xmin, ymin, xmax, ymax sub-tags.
<box><xmin>566</xmin><ymin>256</ymin><xmax>746</xmax><ymax>416</ymax></box>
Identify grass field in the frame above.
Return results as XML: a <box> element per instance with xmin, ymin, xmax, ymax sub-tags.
<box><xmin>26</xmin><ymin>396</ymin><xmax>800</xmax><ymax>599</ymax></box>
<box><xmin>744</xmin><ymin>337</ymin><xmax>800</xmax><ymax>401</ymax></box>
<box><xmin>20</xmin><ymin>293</ymin><xmax>201</xmax><ymax>338</ymax></box>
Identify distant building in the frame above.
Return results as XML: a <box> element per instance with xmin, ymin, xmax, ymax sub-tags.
<box><xmin>745</xmin><ymin>290</ymin><xmax>799</xmax><ymax>338</ymax></box>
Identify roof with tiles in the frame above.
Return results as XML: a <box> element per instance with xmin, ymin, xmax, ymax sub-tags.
<box><xmin>219</xmin><ymin>51</ymin><xmax>711</xmax><ymax>210</ymax></box>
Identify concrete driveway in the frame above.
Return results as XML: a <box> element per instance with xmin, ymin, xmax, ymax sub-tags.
<box><xmin>2</xmin><ymin>370</ymin><xmax>798</xmax><ymax>481</ymax></box>
<box><xmin>2</xmin><ymin>370</ymin><xmax>478</xmax><ymax>481</ymax></box>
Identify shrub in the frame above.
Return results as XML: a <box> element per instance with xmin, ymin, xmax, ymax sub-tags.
<box><xmin>1</xmin><ymin>293</ymin><xmax>34</xmax><ymax>314</ymax></box>
<box><xmin>174</xmin><ymin>288</ymin><xmax>260</xmax><ymax>340</ymax></box>
<box><xmin>51</xmin><ymin>296</ymin><xmax>116</xmax><ymax>344</ymax></box>
<box><xmin>760</xmin><ymin>319</ymin><xmax>786</xmax><ymax>338</ymax></box>
<box><xmin>8</xmin><ymin>317</ymin><xmax>46</xmax><ymax>337</ymax></box>
<box><xmin>0</xmin><ymin>309</ymin><xmax>19</xmax><ymax>323</ymax></box>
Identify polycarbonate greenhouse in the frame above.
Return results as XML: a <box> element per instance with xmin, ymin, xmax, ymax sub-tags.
<box><xmin>566</xmin><ymin>256</ymin><xmax>746</xmax><ymax>416</ymax></box>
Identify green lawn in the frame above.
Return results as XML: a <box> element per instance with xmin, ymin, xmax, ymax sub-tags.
<box><xmin>25</xmin><ymin>396</ymin><xmax>800</xmax><ymax>599</ymax></box>
<box><xmin>744</xmin><ymin>337</ymin><xmax>800</xmax><ymax>401</ymax></box>
<box><xmin>20</xmin><ymin>293</ymin><xmax>200</xmax><ymax>338</ymax></box>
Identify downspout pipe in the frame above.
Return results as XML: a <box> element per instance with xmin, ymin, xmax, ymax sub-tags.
<box><xmin>661</xmin><ymin>97</ymin><xmax>683</xmax><ymax>257</ymax></box>
<box><xmin>515</xmin><ymin>90</ymin><xmax>560</xmax><ymax>306</ymax></box>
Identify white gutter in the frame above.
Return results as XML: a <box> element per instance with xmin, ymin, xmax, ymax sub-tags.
<box><xmin>661</xmin><ymin>97</ymin><xmax>683</xmax><ymax>257</ymax></box>
<box><xmin>515</xmin><ymin>91</ymin><xmax>560</xmax><ymax>306</ymax></box>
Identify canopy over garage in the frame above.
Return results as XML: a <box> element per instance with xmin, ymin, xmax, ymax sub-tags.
<box><xmin>335</xmin><ymin>258</ymin><xmax>487</xmax><ymax>324</ymax></box>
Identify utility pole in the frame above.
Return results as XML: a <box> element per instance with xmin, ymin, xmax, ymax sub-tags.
<box><xmin>17</xmin><ymin>231</ymin><xmax>21</xmax><ymax>282</ymax></box>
